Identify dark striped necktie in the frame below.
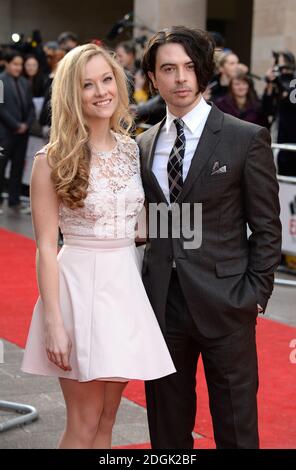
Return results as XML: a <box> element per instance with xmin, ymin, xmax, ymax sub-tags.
<box><xmin>167</xmin><ymin>118</ymin><xmax>186</xmax><ymax>203</ymax></box>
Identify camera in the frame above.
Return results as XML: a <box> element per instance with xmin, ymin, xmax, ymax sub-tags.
<box><xmin>265</xmin><ymin>51</ymin><xmax>296</xmax><ymax>93</ymax></box>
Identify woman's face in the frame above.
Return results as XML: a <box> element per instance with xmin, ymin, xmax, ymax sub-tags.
<box><xmin>24</xmin><ymin>57</ymin><xmax>39</xmax><ymax>77</ymax></box>
<box><xmin>221</xmin><ymin>54</ymin><xmax>239</xmax><ymax>79</ymax></box>
<box><xmin>81</xmin><ymin>54</ymin><xmax>118</xmax><ymax>121</ymax></box>
<box><xmin>231</xmin><ymin>78</ymin><xmax>249</xmax><ymax>98</ymax></box>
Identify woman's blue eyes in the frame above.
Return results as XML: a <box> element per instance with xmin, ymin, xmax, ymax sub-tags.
<box><xmin>84</xmin><ymin>77</ymin><xmax>112</xmax><ymax>88</ymax></box>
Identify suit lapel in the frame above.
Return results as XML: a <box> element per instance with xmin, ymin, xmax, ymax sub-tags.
<box><xmin>144</xmin><ymin>118</ymin><xmax>168</xmax><ymax>204</ymax></box>
<box><xmin>178</xmin><ymin>104</ymin><xmax>224</xmax><ymax>203</ymax></box>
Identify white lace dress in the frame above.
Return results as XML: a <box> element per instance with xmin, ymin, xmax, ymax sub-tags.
<box><xmin>21</xmin><ymin>132</ymin><xmax>176</xmax><ymax>382</ymax></box>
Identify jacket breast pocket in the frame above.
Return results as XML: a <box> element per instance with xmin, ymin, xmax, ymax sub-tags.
<box><xmin>203</xmin><ymin>172</ymin><xmax>233</xmax><ymax>184</ymax></box>
<box><xmin>215</xmin><ymin>256</ymin><xmax>249</xmax><ymax>277</ymax></box>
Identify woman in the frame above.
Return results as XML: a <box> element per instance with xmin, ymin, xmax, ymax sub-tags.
<box><xmin>23</xmin><ymin>55</ymin><xmax>46</xmax><ymax>98</ymax></box>
<box><xmin>216</xmin><ymin>71</ymin><xmax>268</xmax><ymax>126</ymax></box>
<box><xmin>22</xmin><ymin>55</ymin><xmax>47</xmax><ymax>207</ymax></box>
<box><xmin>209</xmin><ymin>51</ymin><xmax>239</xmax><ymax>102</ymax></box>
<box><xmin>21</xmin><ymin>43</ymin><xmax>176</xmax><ymax>449</ymax></box>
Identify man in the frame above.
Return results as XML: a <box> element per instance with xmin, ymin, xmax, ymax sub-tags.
<box><xmin>0</xmin><ymin>50</ymin><xmax>35</xmax><ymax>213</ymax></box>
<box><xmin>115</xmin><ymin>41</ymin><xmax>137</xmax><ymax>104</ymax></box>
<box><xmin>262</xmin><ymin>50</ymin><xmax>296</xmax><ymax>176</ymax></box>
<box><xmin>136</xmin><ymin>26</ymin><xmax>281</xmax><ymax>449</ymax></box>
<box><xmin>115</xmin><ymin>40</ymin><xmax>137</xmax><ymax>75</ymax></box>
<box><xmin>57</xmin><ymin>31</ymin><xmax>79</xmax><ymax>53</ymax></box>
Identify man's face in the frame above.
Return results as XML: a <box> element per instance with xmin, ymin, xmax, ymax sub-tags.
<box><xmin>148</xmin><ymin>42</ymin><xmax>200</xmax><ymax>117</ymax></box>
<box><xmin>116</xmin><ymin>46</ymin><xmax>134</xmax><ymax>70</ymax></box>
<box><xmin>61</xmin><ymin>39</ymin><xmax>78</xmax><ymax>52</ymax></box>
<box><xmin>278</xmin><ymin>54</ymin><xmax>294</xmax><ymax>75</ymax></box>
<box><xmin>5</xmin><ymin>56</ymin><xmax>23</xmax><ymax>77</ymax></box>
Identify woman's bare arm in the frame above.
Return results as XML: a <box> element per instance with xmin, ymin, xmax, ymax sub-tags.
<box><xmin>31</xmin><ymin>153</ymin><xmax>61</xmax><ymax>323</ymax></box>
<box><xmin>30</xmin><ymin>153</ymin><xmax>72</xmax><ymax>371</ymax></box>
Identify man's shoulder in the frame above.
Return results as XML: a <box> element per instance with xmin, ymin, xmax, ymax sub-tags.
<box><xmin>222</xmin><ymin>111</ymin><xmax>266</xmax><ymax>139</ymax></box>
<box><xmin>0</xmin><ymin>71</ymin><xmax>9</xmax><ymax>82</ymax></box>
<box><xmin>18</xmin><ymin>75</ymin><xmax>32</xmax><ymax>92</ymax></box>
<box><xmin>136</xmin><ymin>120</ymin><xmax>164</xmax><ymax>147</ymax></box>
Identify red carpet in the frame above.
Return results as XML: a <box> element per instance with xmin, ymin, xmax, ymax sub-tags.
<box><xmin>0</xmin><ymin>228</ymin><xmax>38</xmax><ymax>347</ymax></box>
<box><xmin>0</xmin><ymin>227</ymin><xmax>295</xmax><ymax>449</ymax></box>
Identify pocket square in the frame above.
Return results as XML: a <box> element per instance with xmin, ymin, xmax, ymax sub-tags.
<box><xmin>211</xmin><ymin>160</ymin><xmax>220</xmax><ymax>173</ymax></box>
<box><xmin>211</xmin><ymin>165</ymin><xmax>227</xmax><ymax>175</ymax></box>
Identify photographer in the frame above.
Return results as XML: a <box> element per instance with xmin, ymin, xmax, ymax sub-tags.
<box><xmin>262</xmin><ymin>50</ymin><xmax>296</xmax><ymax>176</ymax></box>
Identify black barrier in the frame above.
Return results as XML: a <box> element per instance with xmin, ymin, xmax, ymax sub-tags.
<box><xmin>272</xmin><ymin>143</ymin><xmax>296</xmax><ymax>287</ymax></box>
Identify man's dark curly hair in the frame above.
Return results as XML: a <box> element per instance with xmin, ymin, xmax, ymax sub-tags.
<box><xmin>142</xmin><ymin>26</ymin><xmax>215</xmax><ymax>94</ymax></box>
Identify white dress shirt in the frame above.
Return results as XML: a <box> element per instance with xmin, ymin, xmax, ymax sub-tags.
<box><xmin>152</xmin><ymin>96</ymin><xmax>211</xmax><ymax>204</ymax></box>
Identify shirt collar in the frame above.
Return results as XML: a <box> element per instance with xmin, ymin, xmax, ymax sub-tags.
<box><xmin>165</xmin><ymin>96</ymin><xmax>210</xmax><ymax>134</ymax></box>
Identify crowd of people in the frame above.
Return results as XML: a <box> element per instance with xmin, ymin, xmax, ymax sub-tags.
<box><xmin>0</xmin><ymin>29</ymin><xmax>296</xmax><ymax>217</ymax></box>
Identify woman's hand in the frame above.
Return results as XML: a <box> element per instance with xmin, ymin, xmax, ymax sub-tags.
<box><xmin>45</xmin><ymin>321</ymin><xmax>72</xmax><ymax>371</ymax></box>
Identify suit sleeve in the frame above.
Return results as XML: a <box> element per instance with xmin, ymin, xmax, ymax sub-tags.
<box><xmin>0</xmin><ymin>102</ymin><xmax>20</xmax><ymax>131</ymax></box>
<box><xmin>243</xmin><ymin>127</ymin><xmax>282</xmax><ymax>310</ymax></box>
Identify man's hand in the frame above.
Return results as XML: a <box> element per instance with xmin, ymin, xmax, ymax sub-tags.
<box><xmin>16</xmin><ymin>123</ymin><xmax>28</xmax><ymax>134</ymax></box>
<box><xmin>257</xmin><ymin>304</ymin><xmax>263</xmax><ymax>314</ymax></box>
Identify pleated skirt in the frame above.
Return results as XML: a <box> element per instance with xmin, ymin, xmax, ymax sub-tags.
<box><xmin>21</xmin><ymin>236</ymin><xmax>176</xmax><ymax>382</ymax></box>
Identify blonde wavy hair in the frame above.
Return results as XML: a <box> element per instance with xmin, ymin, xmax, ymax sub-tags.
<box><xmin>46</xmin><ymin>43</ymin><xmax>133</xmax><ymax>209</ymax></box>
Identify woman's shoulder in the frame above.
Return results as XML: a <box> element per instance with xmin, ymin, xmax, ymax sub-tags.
<box><xmin>114</xmin><ymin>132</ymin><xmax>139</xmax><ymax>156</ymax></box>
<box><xmin>113</xmin><ymin>132</ymin><xmax>140</xmax><ymax>169</ymax></box>
<box><xmin>35</xmin><ymin>144</ymin><xmax>50</xmax><ymax>158</ymax></box>
<box><xmin>33</xmin><ymin>145</ymin><xmax>52</xmax><ymax>174</ymax></box>
<box><xmin>114</xmin><ymin>132</ymin><xmax>137</xmax><ymax>147</ymax></box>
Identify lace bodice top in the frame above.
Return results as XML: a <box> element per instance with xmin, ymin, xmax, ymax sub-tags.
<box><xmin>36</xmin><ymin>133</ymin><xmax>145</xmax><ymax>240</ymax></box>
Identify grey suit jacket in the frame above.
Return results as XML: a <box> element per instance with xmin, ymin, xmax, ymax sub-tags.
<box><xmin>0</xmin><ymin>71</ymin><xmax>35</xmax><ymax>139</ymax></box>
<box><xmin>136</xmin><ymin>103</ymin><xmax>282</xmax><ymax>338</ymax></box>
